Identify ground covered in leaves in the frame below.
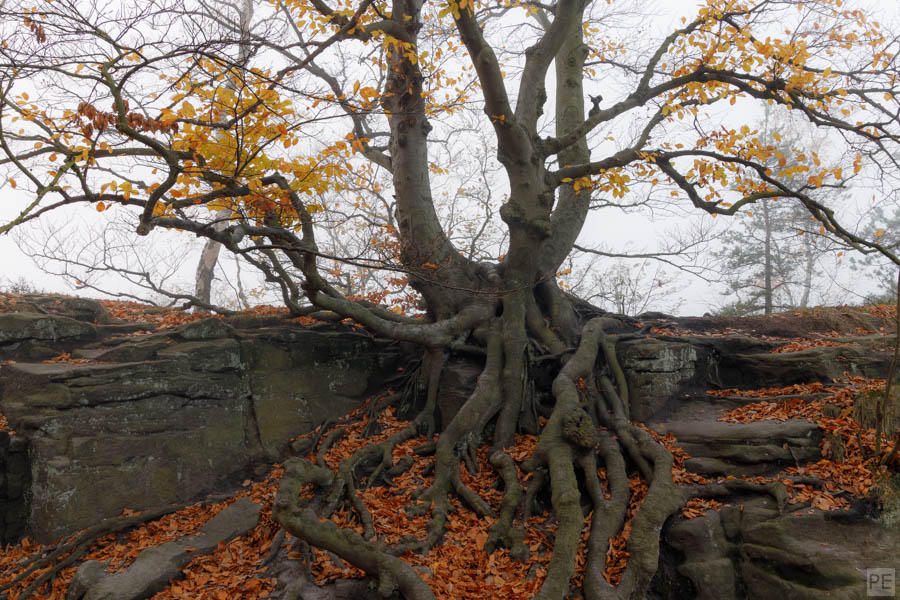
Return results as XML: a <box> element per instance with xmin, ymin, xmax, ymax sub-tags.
<box><xmin>0</xmin><ymin>297</ymin><xmax>897</xmax><ymax>599</ymax></box>
<box><xmin>2</xmin><ymin>381</ymin><xmax>896</xmax><ymax>600</ymax></box>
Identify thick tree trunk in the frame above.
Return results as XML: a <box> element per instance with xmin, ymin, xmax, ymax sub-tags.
<box><xmin>269</xmin><ymin>4</ymin><xmax>794</xmax><ymax>598</ymax></box>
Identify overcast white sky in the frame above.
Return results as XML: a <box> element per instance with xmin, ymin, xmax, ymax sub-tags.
<box><xmin>0</xmin><ymin>0</ymin><xmax>889</xmax><ymax>315</ymax></box>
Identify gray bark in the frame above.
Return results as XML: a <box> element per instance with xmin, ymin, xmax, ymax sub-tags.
<box><xmin>193</xmin><ymin>0</ymin><xmax>254</xmax><ymax>310</ymax></box>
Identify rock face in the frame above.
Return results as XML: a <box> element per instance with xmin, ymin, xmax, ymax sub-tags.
<box><xmin>664</xmin><ymin>498</ymin><xmax>896</xmax><ymax>599</ymax></box>
<box><xmin>0</xmin><ymin>313</ymin><xmax>100</xmax><ymax>361</ymax></box>
<box><xmin>618</xmin><ymin>338</ymin><xmax>699</xmax><ymax>421</ymax></box>
<box><xmin>619</xmin><ymin>331</ymin><xmax>893</xmax><ymax>423</ymax></box>
<box><xmin>0</xmin><ymin>431</ymin><xmax>29</xmax><ymax>543</ymax></box>
<box><xmin>0</xmin><ymin>307</ymin><xmax>408</xmax><ymax>544</ymax></box>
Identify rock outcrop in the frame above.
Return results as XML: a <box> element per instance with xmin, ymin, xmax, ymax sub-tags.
<box><xmin>0</xmin><ymin>298</ymin><xmax>408</xmax><ymax>543</ymax></box>
<box><xmin>1</xmin><ymin>297</ymin><xmax>897</xmax><ymax>600</ymax></box>
<box><xmin>665</xmin><ymin>498</ymin><xmax>895</xmax><ymax>599</ymax></box>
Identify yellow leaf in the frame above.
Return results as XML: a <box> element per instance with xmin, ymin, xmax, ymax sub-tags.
<box><xmin>120</xmin><ymin>181</ymin><xmax>132</xmax><ymax>201</ymax></box>
<box><xmin>96</xmin><ymin>201</ymin><xmax>106</xmax><ymax>212</ymax></box>
<box><xmin>773</xmin><ymin>132</ymin><xmax>781</xmax><ymax>142</ymax></box>
<box><xmin>179</xmin><ymin>100</ymin><xmax>196</xmax><ymax>119</ymax></box>
<box><xmin>875</xmin><ymin>229</ymin><xmax>885</xmax><ymax>237</ymax></box>
<box><xmin>8</xmin><ymin>178</ymin><xmax>16</xmax><ymax>189</ymax></box>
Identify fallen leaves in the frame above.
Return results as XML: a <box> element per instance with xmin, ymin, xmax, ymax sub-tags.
<box><xmin>856</xmin><ymin>303</ymin><xmax>898</xmax><ymax>319</ymax></box>
<box><xmin>649</xmin><ymin>325</ymin><xmax>761</xmax><ymax>338</ymax></box>
<box><xmin>99</xmin><ymin>299</ymin><xmax>222</xmax><ymax>329</ymax></box>
<box><xmin>714</xmin><ymin>376</ymin><xmax>893</xmax><ymax>508</ymax></box>
<box><xmin>0</xmin><ymin>410</ymin><xmax>12</xmax><ymax>436</ymax></box>
<box><xmin>96</xmin><ymin>297</ymin><xmax>300</xmax><ymax>330</ymax></box>
<box><xmin>680</xmin><ymin>497</ymin><xmax>724</xmax><ymax>519</ymax></box>
<box><xmin>0</xmin><ymin>478</ymin><xmax>282</xmax><ymax>600</ymax></box>
<box><xmin>769</xmin><ymin>338</ymin><xmax>852</xmax><ymax>353</ymax></box>
<box><xmin>709</xmin><ymin>381</ymin><xmax>835</xmax><ymax>400</ymax></box>
<box><xmin>43</xmin><ymin>352</ymin><xmax>89</xmax><ymax>364</ymax></box>
<box><xmin>299</xmin><ymin>407</ymin><xmax>557</xmax><ymax>598</ymax></box>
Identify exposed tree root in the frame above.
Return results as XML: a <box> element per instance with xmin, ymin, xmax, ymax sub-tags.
<box><xmin>274</xmin><ymin>459</ymin><xmax>436</xmax><ymax>600</ymax></box>
<box><xmin>485</xmin><ymin>450</ymin><xmax>528</xmax><ymax>559</ymax></box>
<box><xmin>271</xmin><ymin>311</ymin><xmax>801</xmax><ymax>600</ymax></box>
<box><xmin>404</xmin><ymin>323</ymin><xmax>504</xmax><ymax>553</ymax></box>
<box><xmin>522</xmin><ymin>317</ymin><xmax>605</xmax><ymax>600</ymax></box>
<box><xmin>581</xmin><ymin>433</ymin><xmax>628</xmax><ymax>600</ymax></box>
<box><xmin>0</xmin><ymin>504</ymin><xmax>185</xmax><ymax>600</ymax></box>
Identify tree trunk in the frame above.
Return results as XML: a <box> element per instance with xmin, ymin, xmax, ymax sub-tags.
<box><xmin>269</xmin><ymin>4</ymin><xmax>795</xmax><ymax>599</ymax></box>
<box><xmin>192</xmin><ymin>0</ymin><xmax>254</xmax><ymax>310</ymax></box>
<box><xmin>763</xmin><ymin>198</ymin><xmax>774</xmax><ymax>315</ymax></box>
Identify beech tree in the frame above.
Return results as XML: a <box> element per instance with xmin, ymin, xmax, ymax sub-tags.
<box><xmin>2</xmin><ymin>0</ymin><xmax>900</xmax><ymax>598</ymax></box>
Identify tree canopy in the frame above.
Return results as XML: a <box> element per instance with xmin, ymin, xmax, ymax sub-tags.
<box><xmin>2</xmin><ymin>0</ymin><xmax>899</xmax><ymax>598</ymax></box>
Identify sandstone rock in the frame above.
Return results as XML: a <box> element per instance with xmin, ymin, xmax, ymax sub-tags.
<box><xmin>666</xmin><ymin>498</ymin><xmax>898</xmax><ymax>599</ymax></box>
<box><xmin>0</xmin><ymin>313</ymin><xmax>98</xmax><ymax>344</ymax></box>
<box><xmin>170</xmin><ymin>317</ymin><xmax>234</xmax><ymax>340</ymax></box>
<box><xmin>618</xmin><ymin>338</ymin><xmax>698</xmax><ymax>421</ymax></box>
<box><xmin>83</xmin><ymin>498</ymin><xmax>260</xmax><ymax>600</ymax></box>
<box><xmin>66</xmin><ymin>560</ymin><xmax>110</xmax><ymax>600</ymax></box>
<box><xmin>0</xmin><ymin>316</ymin><xmax>408</xmax><ymax>543</ymax></box>
<box><xmin>5</xmin><ymin>295</ymin><xmax>109</xmax><ymax>323</ymax></box>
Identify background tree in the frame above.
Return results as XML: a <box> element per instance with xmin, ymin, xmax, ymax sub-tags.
<box><xmin>192</xmin><ymin>0</ymin><xmax>256</xmax><ymax>313</ymax></box>
<box><xmin>561</xmin><ymin>256</ymin><xmax>686</xmax><ymax>316</ymax></box>
<box><xmin>713</xmin><ymin>107</ymin><xmax>848</xmax><ymax>315</ymax></box>
<box><xmin>847</xmin><ymin>202</ymin><xmax>900</xmax><ymax>304</ymax></box>
<box><xmin>2</xmin><ymin>1</ymin><xmax>900</xmax><ymax>598</ymax></box>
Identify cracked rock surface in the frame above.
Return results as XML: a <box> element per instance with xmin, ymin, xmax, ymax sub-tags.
<box><xmin>0</xmin><ymin>305</ymin><xmax>408</xmax><ymax>543</ymax></box>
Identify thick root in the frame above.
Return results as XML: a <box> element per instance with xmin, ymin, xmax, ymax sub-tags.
<box><xmin>581</xmin><ymin>432</ymin><xmax>629</xmax><ymax>600</ymax></box>
<box><xmin>1</xmin><ymin>504</ymin><xmax>187</xmax><ymax>600</ymax></box>
<box><xmin>485</xmin><ymin>450</ymin><xmax>528</xmax><ymax>559</ymax></box>
<box><xmin>524</xmin><ymin>318</ymin><xmax>607</xmax><ymax>600</ymax></box>
<box><xmin>274</xmin><ymin>458</ymin><xmax>435</xmax><ymax>600</ymax></box>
